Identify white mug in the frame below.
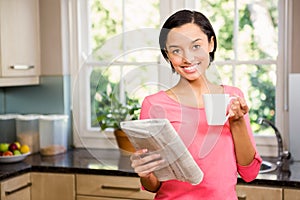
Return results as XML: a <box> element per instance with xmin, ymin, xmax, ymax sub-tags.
<box><xmin>203</xmin><ymin>94</ymin><xmax>236</xmax><ymax>126</ymax></box>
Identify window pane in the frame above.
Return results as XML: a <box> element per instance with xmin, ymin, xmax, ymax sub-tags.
<box><xmin>90</xmin><ymin>0</ymin><xmax>123</xmax><ymax>52</ymax></box>
<box><xmin>90</xmin><ymin>0</ymin><xmax>160</xmax><ymax>53</ymax></box>
<box><xmin>122</xmin><ymin>65</ymin><xmax>160</xmax><ymax>100</ymax></box>
<box><xmin>124</xmin><ymin>0</ymin><xmax>160</xmax><ymax>31</ymax></box>
<box><xmin>214</xmin><ymin>64</ymin><xmax>234</xmax><ymax>86</ymax></box>
<box><xmin>235</xmin><ymin>64</ymin><xmax>276</xmax><ymax>133</ymax></box>
<box><xmin>237</xmin><ymin>0</ymin><xmax>278</xmax><ymax>60</ymax></box>
<box><xmin>197</xmin><ymin>0</ymin><xmax>235</xmax><ymax>60</ymax></box>
<box><xmin>88</xmin><ymin>1</ymin><xmax>160</xmax><ymax>129</ymax></box>
<box><xmin>90</xmin><ymin>64</ymin><xmax>159</xmax><ymax>128</ymax></box>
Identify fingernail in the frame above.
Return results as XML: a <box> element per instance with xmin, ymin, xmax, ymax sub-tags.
<box><xmin>142</xmin><ymin>149</ymin><xmax>148</xmax><ymax>153</ymax></box>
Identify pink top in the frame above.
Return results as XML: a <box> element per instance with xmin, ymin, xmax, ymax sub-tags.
<box><xmin>139</xmin><ymin>85</ymin><xmax>262</xmax><ymax>200</ymax></box>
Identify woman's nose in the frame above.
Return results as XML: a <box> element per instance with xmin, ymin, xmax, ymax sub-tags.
<box><xmin>182</xmin><ymin>50</ymin><xmax>196</xmax><ymax>63</ymax></box>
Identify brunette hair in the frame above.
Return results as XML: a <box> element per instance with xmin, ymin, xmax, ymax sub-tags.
<box><xmin>159</xmin><ymin>10</ymin><xmax>217</xmax><ymax>72</ymax></box>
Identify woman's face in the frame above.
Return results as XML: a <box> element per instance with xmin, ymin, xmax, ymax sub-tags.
<box><xmin>165</xmin><ymin>23</ymin><xmax>214</xmax><ymax>81</ymax></box>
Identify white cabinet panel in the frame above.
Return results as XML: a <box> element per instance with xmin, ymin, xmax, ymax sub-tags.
<box><xmin>0</xmin><ymin>0</ymin><xmax>40</xmax><ymax>86</ymax></box>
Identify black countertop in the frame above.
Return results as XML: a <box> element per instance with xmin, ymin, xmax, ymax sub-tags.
<box><xmin>0</xmin><ymin>148</ymin><xmax>300</xmax><ymax>189</ymax></box>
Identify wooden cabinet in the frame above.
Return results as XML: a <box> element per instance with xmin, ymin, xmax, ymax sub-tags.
<box><xmin>236</xmin><ymin>185</ymin><xmax>282</xmax><ymax>200</ymax></box>
<box><xmin>31</xmin><ymin>172</ymin><xmax>75</xmax><ymax>200</ymax></box>
<box><xmin>0</xmin><ymin>173</ymin><xmax>31</xmax><ymax>200</ymax></box>
<box><xmin>1</xmin><ymin>172</ymin><xmax>299</xmax><ymax>200</ymax></box>
<box><xmin>0</xmin><ymin>0</ymin><xmax>40</xmax><ymax>86</ymax></box>
<box><xmin>76</xmin><ymin>174</ymin><xmax>155</xmax><ymax>200</ymax></box>
<box><xmin>77</xmin><ymin>197</ymin><xmax>128</xmax><ymax>200</ymax></box>
<box><xmin>284</xmin><ymin>188</ymin><xmax>300</xmax><ymax>200</ymax></box>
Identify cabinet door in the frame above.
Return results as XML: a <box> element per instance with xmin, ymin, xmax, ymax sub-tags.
<box><xmin>284</xmin><ymin>189</ymin><xmax>300</xmax><ymax>200</ymax></box>
<box><xmin>0</xmin><ymin>173</ymin><xmax>31</xmax><ymax>200</ymax></box>
<box><xmin>0</xmin><ymin>0</ymin><xmax>40</xmax><ymax>77</ymax></box>
<box><xmin>31</xmin><ymin>172</ymin><xmax>75</xmax><ymax>200</ymax></box>
<box><xmin>76</xmin><ymin>174</ymin><xmax>155</xmax><ymax>200</ymax></box>
<box><xmin>236</xmin><ymin>185</ymin><xmax>282</xmax><ymax>200</ymax></box>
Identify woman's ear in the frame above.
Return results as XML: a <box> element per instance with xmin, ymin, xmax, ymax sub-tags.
<box><xmin>209</xmin><ymin>36</ymin><xmax>215</xmax><ymax>53</ymax></box>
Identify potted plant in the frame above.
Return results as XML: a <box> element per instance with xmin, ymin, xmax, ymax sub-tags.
<box><xmin>94</xmin><ymin>81</ymin><xmax>140</xmax><ymax>154</ymax></box>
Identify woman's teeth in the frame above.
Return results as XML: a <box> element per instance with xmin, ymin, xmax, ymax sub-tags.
<box><xmin>183</xmin><ymin>64</ymin><xmax>198</xmax><ymax>72</ymax></box>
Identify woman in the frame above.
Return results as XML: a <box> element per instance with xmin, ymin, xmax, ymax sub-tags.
<box><xmin>131</xmin><ymin>10</ymin><xmax>262</xmax><ymax>199</ymax></box>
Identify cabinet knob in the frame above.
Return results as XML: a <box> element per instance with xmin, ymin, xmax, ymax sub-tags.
<box><xmin>10</xmin><ymin>65</ymin><xmax>35</xmax><ymax>70</ymax></box>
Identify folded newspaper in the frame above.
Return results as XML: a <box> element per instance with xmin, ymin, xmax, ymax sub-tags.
<box><xmin>120</xmin><ymin>119</ymin><xmax>204</xmax><ymax>185</ymax></box>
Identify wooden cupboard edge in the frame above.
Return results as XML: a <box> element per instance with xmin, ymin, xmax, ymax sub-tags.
<box><xmin>0</xmin><ymin>76</ymin><xmax>39</xmax><ymax>87</ymax></box>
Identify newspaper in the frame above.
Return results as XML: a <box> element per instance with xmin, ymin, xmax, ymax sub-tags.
<box><xmin>120</xmin><ymin>119</ymin><xmax>204</xmax><ymax>185</ymax></box>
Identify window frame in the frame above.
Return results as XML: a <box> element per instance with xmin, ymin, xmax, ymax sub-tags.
<box><xmin>69</xmin><ymin>0</ymin><xmax>290</xmax><ymax>156</ymax></box>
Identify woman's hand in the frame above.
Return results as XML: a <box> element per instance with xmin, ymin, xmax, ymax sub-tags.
<box><xmin>228</xmin><ymin>96</ymin><xmax>249</xmax><ymax>121</ymax></box>
<box><xmin>130</xmin><ymin>149</ymin><xmax>165</xmax><ymax>178</ymax></box>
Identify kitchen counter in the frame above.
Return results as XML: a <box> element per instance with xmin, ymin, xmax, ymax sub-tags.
<box><xmin>0</xmin><ymin>148</ymin><xmax>300</xmax><ymax>189</ymax></box>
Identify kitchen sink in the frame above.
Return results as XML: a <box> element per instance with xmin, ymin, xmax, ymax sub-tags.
<box><xmin>259</xmin><ymin>160</ymin><xmax>277</xmax><ymax>174</ymax></box>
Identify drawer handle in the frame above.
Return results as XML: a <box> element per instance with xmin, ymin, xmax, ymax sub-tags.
<box><xmin>10</xmin><ymin>65</ymin><xmax>35</xmax><ymax>70</ymax></box>
<box><xmin>5</xmin><ymin>182</ymin><xmax>32</xmax><ymax>196</ymax></box>
<box><xmin>101</xmin><ymin>185</ymin><xmax>140</xmax><ymax>192</ymax></box>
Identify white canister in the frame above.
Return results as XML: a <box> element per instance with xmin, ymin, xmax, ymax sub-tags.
<box><xmin>16</xmin><ymin>114</ymin><xmax>40</xmax><ymax>153</ymax></box>
<box><xmin>39</xmin><ymin>115</ymin><xmax>69</xmax><ymax>154</ymax></box>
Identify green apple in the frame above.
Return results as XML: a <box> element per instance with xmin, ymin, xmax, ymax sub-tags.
<box><xmin>13</xmin><ymin>150</ymin><xmax>21</xmax><ymax>156</ymax></box>
<box><xmin>0</xmin><ymin>143</ymin><xmax>9</xmax><ymax>152</ymax></box>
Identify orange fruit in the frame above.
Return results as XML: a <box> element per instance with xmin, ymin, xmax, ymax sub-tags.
<box><xmin>20</xmin><ymin>145</ymin><xmax>30</xmax><ymax>154</ymax></box>
<box><xmin>3</xmin><ymin>151</ymin><xmax>13</xmax><ymax>156</ymax></box>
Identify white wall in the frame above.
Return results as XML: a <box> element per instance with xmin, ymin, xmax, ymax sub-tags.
<box><xmin>39</xmin><ymin>0</ymin><xmax>70</xmax><ymax>76</ymax></box>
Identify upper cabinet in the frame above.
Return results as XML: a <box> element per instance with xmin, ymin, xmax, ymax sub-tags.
<box><xmin>0</xmin><ymin>0</ymin><xmax>40</xmax><ymax>86</ymax></box>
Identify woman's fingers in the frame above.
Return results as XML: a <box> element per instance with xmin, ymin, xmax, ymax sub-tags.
<box><xmin>229</xmin><ymin>97</ymin><xmax>249</xmax><ymax>120</ymax></box>
<box><xmin>135</xmin><ymin>158</ymin><xmax>165</xmax><ymax>177</ymax></box>
<box><xmin>130</xmin><ymin>149</ymin><xmax>165</xmax><ymax>178</ymax></box>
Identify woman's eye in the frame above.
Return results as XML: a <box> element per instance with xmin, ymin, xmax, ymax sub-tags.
<box><xmin>172</xmin><ymin>49</ymin><xmax>181</xmax><ymax>54</ymax></box>
<box><xmin>193</xmin><ymin>45</ymin><xmax>201</xmax><ymax>50</ymax></box>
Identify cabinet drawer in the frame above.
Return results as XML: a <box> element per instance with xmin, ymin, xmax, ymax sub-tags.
<box><xmin>0</xmin><ymin>173</ymin><xmax>31</xmax><ymax>200</ymax></box>
<box><xmin>31</xmin><ymin>172</ymin><xmax>75</xmax><ymax>200</ymax></box>
<box><xmin>77</xmin><ymin>195</ymin><xmax>135</xmax><ymax>200</ymax></box>
<box><xmin>284</xmin><ymin>188</ymin><xmax>300</xmax><ymax>200</ymax></box>
<box><xmin>236</xmin><ymin>185</ymin><xmax>282</xmax><ymax>200</ymax></box>
<box><xmin>76</xmin><ymin>175</ymin><xmax>154</xmax><ymax>199</ymax></box>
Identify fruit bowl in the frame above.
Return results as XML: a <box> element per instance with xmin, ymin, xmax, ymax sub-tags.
<box><xmin>0</xmin><ymin>152</ymin><xmax>31</xmax><ymax>163</ymax></box>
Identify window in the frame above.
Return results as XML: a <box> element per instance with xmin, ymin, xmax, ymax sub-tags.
<box><xmin>71</xmin><ymin>0</ymin><xmax>162</xmax><ymax>148</ymax></box>
<box><xmin>70</xmin><ymin>0</ymin><xmax>287</xmax><ymax>154</ymax></box>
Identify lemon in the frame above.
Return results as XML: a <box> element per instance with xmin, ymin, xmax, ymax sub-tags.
<box><xmin>20</xmin><ymin>145</ymin><xmax>30</xmax><ymax>154</ymax></box>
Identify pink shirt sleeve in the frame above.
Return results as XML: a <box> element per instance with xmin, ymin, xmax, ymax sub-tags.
<box><xmin>139</xmin><ymin>98</ymin><xmax>152</xmax><ymax>119</ymax></box>
<box><xmin>237</xmin><ymin>151</ymin><xmax>262</xmax><ymax>182</ymax></box>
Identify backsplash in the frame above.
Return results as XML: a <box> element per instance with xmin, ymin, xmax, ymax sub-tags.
<box><xmin>2</xmin><ymin>76</ymin><xmax>70</xmax><ymax>114</ymax></box>
<box><xmin>0</xmin><ymin>89</ymin><xmax>4</xmax><ymax>112</ymax></box>
<box><xmin>0</xmin><ymin>75</ymin><xmax>72</xmax><ymax>148</ymax></box>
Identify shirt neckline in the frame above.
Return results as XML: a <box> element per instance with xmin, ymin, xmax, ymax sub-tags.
<box><xmin>159</xmin><ymin>85</ymin><xmax>228</xmax><ymax>110</ymax></box>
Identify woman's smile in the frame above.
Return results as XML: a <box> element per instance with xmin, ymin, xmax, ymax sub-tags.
<box><xmin>181</xmin><ymin>64</ymin><xmax>199</xmax><ymax>73</ymax></box>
